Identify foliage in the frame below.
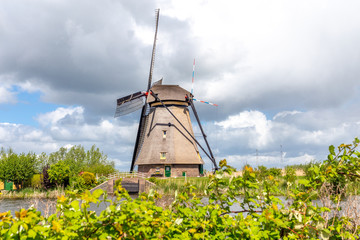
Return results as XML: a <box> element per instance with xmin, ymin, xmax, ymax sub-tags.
<box><xmin>284</xmin><ymin>166</ymin><xmax>296</xmax><ymax>183</ymax></box>
<box><xmin>255</xmin><ymin>165</ymin><xmax>269</xmax><ymax>180</ymax></box>
<box><xmin>269</xmin><ymin>167</ymin><xmax>282</xmax><ymax>178</ymax></box>
<box><xmin>148</xmin><ymin>177</ymin><xmax>159</xmax><ymax>184</ymax></box>
<box><xmin>48</xmin><ymin>161</ymin><xmax>70</xmax><ymax>188</ymax></box>
<box><xmin>152</xmin><ymin>177</ymin><xmax>210</xmax><ymax>195</ymax></box>
<box><xmin>1</xmin><ymin>139</ymin><xmax>360</xmax><ymax>239</ymax></box>
<box><xmin>285</xmin><ymin>160</ymin><xmax>320</xmax><ymax>176</ymax></box>
<box><xmin>81</xmin><ymin>172</ymin><xmax>96</xmax><ymax>187</ymax></box>
<box><xmin>30</xmin><ymin>174</ymin><xmax>42</xmax><ymax>189</ymax></box>
<box><xmin>307</xmin><ymin>137</ymin><xmax>360</xmax><ymax>195</ymax></box>
<box><xmin>1</xmin><ymin>145</ymin><xmax>114</xmax><ymax>192</ymax></box>
<box><xmin>97</xmin><ymin>175</ymin><xmax>108</xmax><ymax>184</ymax></box>
<box><xmin>0</xmin><ymin>149</ymin><xmax>37</xmax><ymax>189</ymax></box>
<box><xmin>115</xmin><ymin>179</ymin><xmax>122</xmax><ymax>188</ymax></box>
<box><xmin>48</xmin><ymin>145</ymin><xmax>115</xmax><ymax>176</ymax></box>
<box><xmin>70</xmin><ymin>175</ymin><xmax>87</xmax><ymax>192</ymax></box>
<box><xmin>42</xmin><ymin>165</ymin><xmax>55</xmax><ymax>190</ymax></box>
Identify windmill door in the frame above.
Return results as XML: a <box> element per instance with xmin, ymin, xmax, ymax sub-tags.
<box><xmin>165</xmin><ymin>166</ymin><xmax>171</xmax><ymax>177</ymax></box>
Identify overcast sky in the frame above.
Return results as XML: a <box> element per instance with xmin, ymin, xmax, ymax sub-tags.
<box><xmin>1</xmin><ymin>0</ymin><xmax>359</xmax><ymax>171</ymax></box>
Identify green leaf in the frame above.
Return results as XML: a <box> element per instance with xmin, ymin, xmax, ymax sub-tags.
<box><xmin>329</xmin><ymin>145</ymin><xmax>335</xmax><ymax>155</ymax></box>
<box><xmin>92</xmin><ymin>189</ymin><xmax>104</xmax><ymax>199</ymax></box>
<box><xmin>298</xmin><ymin>179</ymin><xmax>310</xmax><ymax>186</ymax></box>
<box><xmin>320</xmin><ymin>229</ymin><xmax>330</xmax><ymax>240</ymax></box>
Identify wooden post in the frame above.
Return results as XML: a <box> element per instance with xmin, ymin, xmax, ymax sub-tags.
<box><xmin>107</xmin><ymin>179</ymin><xmax>114</xmax><ymax>195</ymax></box>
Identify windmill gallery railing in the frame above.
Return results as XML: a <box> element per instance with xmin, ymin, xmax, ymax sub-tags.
<box><xmin>107</xmin><ymin>172</ymin><xmax>147</xmax><ymax>180</ymax></box>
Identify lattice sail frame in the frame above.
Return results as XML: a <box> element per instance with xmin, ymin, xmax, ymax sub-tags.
<box><xmin>114</xmin><ymin>91</ymin><xmax>146</xmax><ymax>117</ymax></box>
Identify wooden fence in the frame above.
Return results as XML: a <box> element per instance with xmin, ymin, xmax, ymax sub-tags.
<box><xmin>107</xmin><ymin>172</ymin><xmax>147</xmax><ymax>180</ymax></box>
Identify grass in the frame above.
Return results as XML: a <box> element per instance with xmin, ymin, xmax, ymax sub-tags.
<box><xmin>150</xmin><ymin>177</ymin><xmax>210</xmax><ymax>195</ymax></box>
<box><xmin>148</xmin><ymin>175</ymin><xmax>360</xmax><ymax>198</ymax></box>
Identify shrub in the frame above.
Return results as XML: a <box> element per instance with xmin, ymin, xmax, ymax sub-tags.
<box><xmin>31</xmin><ymin>174</ymin><xmax>42</xmax><ymax>189</ymax></box>
<box><xmin>255</xmin><ymin>165</ymin><xmax>269</xmax><ymax>180</ymax></box>
<box><xmin>115</xmin><ymin>179</ymin><xmax>122</xmax><ymax>188</ymax></box>
<box><xmin>71</xmin><ymin>175</ymin><xmax>86</xmax><ymax>191</ymax></box>
<box><xmin>81</xmin><ymin>172</ymin><xmax>96</xmax><ymax>187</ymax></box>
<box><xmin>42</xmin><ymin>165</ymin><xmax>55</xmax><ymax>190</ymax></box>
<box><xmin>268</xmin><ymin>167</ymin><xmax>282</xmax><ymax>178</ymax></box>
<box><xmin>148</xmin><ymin>177</ymin><xmax>159</xmax><ymax>184</ymax></box>
<box><xmin>284</xmin><ymin>167</ymin><xmax>296</xmax><ymax>183</ymax></box>
<box><xmin>48</xmin><ymin>161</ymin><xmax>70</xmax><ymax>188</ymax></box>
<box><xmin>97</xmin><ymin>175</ymin><xmax>108</xmax><ymax>184</ymax></box>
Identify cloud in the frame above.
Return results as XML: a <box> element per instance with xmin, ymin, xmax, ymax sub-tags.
<box><xmin>0</xmin><ymin>106</ymin><xmax>139</xmax><ymax>170</ymax></box>
<box><xmin>1</xmin><ymin>0</ymin><xmax>360</xmax><ymax>171</ymax></box>
<box><xmin>0</xmin><ymin>85</ymin><xmax>16</xmax><ymax>104</ymax></box>
<box><xmin>215</xmin><ymin>111</ymin><xmax>272</xmax><ymax>149</ymax></box>
<box><xmin>209</xmin><ymin>108</ymin><xmax>360</xmax><ymax>167</ymax></box>
<box><xmin>37</xmin><ymin>106</ymin><xmax>85</xmax><ymax>127</ymax></box>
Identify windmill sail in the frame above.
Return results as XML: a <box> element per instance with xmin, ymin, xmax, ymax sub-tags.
<box><xmin>130</xmin><ymin>9</ymin><xmax>160</xmax><ymax>172</ymax></box>
<box><xmin>114</xmin><ymin>91</ymin><xmax>146</xmax><ymax>117</ymax></box>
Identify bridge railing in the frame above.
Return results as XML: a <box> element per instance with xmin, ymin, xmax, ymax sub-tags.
<box><xmin>107</xmin><ymin>172</ymin><xmax>147</xmax><ymax>179</ymax></box>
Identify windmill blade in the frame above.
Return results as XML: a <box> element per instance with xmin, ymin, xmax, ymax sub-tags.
<box><xmin>193</xmin><ymin>98</ymin><xmax>218</xmax><ymax>107</ymax></box>
<box><xmin>114</xmin><ymin>91</ymin><xmax>146</xmax><ymax>117</ymax></box>
<box><xmin>130</xmin><ymin>9</ymin><xmax>160</xmax><ymax>172</ymax></box>
<box><xmin>146</xmin><ymin>9</ymin><xmax>160</xmax><ymax>91</ymax></box>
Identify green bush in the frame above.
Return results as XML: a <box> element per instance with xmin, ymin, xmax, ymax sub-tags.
<box><xmin>97</xmin><ymin>175</ymin><xmax>107</xmax><ymax>184</ymax></box>
<box><xmin>48</xmin><ymin>160</ymin><xmax>70</xmax><ymax>188</ymax></box>
<box><xmin>269</xmin><ymin>167</ymin><xmax>282</xmax><ymax>178</ymax></box>
<box><xmin>81</xmin><ymin>172</ymin><xmax>96</xmax><ymax>187</ymax></box>
<box><xmin>115</xmin><ymin>179</ymin><xmax>122</xmax><ymax>188</ymax></box>
<box><xmin>255</xmin><ymin>165</ymin><xmax>269</xmax><ymax>180</ymax></box>
<box><xmin>284</xmin><ymin>167</ymin><xmax>296</xmax><ymax>183</ymax></box>
<box><xmin>31</xmin><ymin>174</ymin><xmax>42</xmax><ymax>189</ymax></box>
<box><xmin>148</xmin><ymin>177</ymin><xmax>159</xmax><ymax>184</ymax></box>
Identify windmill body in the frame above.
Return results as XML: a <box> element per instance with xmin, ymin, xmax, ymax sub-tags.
<box><xmin>136</xmin><ymin>84</ymin><xmax>204</xmax><ymax>177</ymax></box>
<box><xmin>114</xmin><ymin>9</ymin><xmax>217</xmax><ymax>177</ymax></box>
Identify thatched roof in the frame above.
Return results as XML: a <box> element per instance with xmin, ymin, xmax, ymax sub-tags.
<box><xmin>147</xmin><ymin>85</ymin><xmax>190</xmax><ymax>104</ymax></box>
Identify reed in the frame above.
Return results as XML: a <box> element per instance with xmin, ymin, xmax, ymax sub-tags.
<box><xmin>0</xmin><ymin>188</ymin><xmax>65</xmax><ymax>199</ymax></box>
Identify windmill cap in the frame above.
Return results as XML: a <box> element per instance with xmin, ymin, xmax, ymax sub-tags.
<box><xmin>147</xmin><ymin>85</ymin><xmax>190</xmax><ymax>104</ymax></box>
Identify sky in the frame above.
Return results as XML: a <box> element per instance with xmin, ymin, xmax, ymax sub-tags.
<box><xmin>1</xmin><ymin>0</ymin><xmax>360</xmax><ymax>171</ymax></box>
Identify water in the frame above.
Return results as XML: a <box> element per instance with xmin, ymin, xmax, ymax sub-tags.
<box><xmin>0</xmin><ymin>198</ymin><xmax>57</xmax><ymax>217</ymax></box>
<box><xmin>0</xmin><ymin>195</ymin><xmax>133</xmax><ymax>217</ymax></box>
<box><xmin>0</xmin><ymin>196</ymin><xmax>290</xmax><ymax>217</ymax></box>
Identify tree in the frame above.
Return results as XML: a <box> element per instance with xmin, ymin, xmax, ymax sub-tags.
<box><xmin>0</xmin><ymin>149</ymin><xmax>37</xmax><ymax>189</ymax></box>
<box><xmin>47</xmin><ymin>145</ymin><xmax>115</xmax><ymax>176</ymax></box>
<box><xmin>42</xmin><ymin>165</ymin><xmax>55</xmax><ymax>190</ymax></box>
<box><xmin>48</xmin><ymin>161</ymin><xmax>70</xmax><ymax>188</ymax></box>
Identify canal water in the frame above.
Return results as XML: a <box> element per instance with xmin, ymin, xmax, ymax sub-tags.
<box><xmin>0</xmin><ymin>195</ymin><xmax>130</xmax><ymax>217</ymax></box>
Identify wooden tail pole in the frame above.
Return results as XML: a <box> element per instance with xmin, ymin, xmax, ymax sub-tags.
<box><xmin>189</xmin><ymin>99</ymin><xmax>219</xmax><ymax>171</ymax></box>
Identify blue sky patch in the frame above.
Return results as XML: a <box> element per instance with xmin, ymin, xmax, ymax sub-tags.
<box><xmin>0</xmin><ymin>89</ymin><xmax>64</xmax><ymax>127</ymax></box>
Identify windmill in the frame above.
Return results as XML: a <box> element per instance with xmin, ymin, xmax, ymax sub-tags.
<box><xmin>114</xmin><ymin>9</ymin><xmax>218</xmax><ymax>177</ymax></box>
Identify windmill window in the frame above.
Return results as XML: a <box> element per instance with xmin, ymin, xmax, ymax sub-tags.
<box><xmin>162</xmin><ymin>130</ymin><xmax>167</xmax><ymax>139</ymax></box>
<box><xmin>160</xmin><ymin>152</ymin><xmax>166</xmax><ymax>160</ymax></box>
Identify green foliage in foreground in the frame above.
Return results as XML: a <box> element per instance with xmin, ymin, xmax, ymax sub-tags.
<box><xmin>1</xmin><ymin>139</ymin><xmax>360</xmax><ymax>239</ymax></box>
